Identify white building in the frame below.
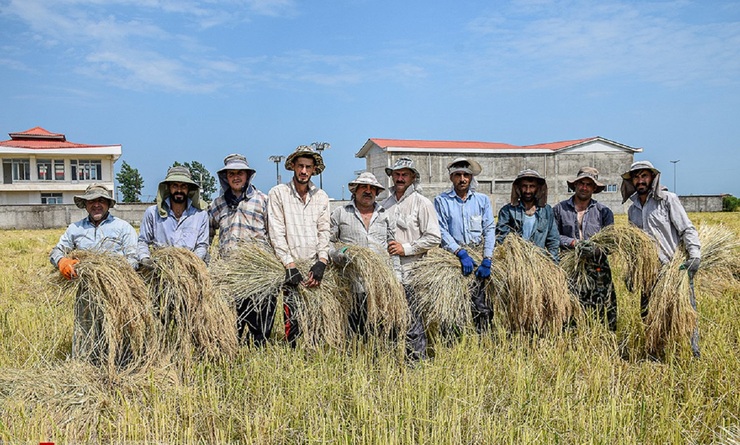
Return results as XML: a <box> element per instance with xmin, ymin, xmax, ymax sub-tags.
<box><xmin>0</xmin><ymin>127</ymin><xmax>121</xmax><ymax>205</ymax></box>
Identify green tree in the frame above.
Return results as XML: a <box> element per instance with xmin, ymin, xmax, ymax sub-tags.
<box><xmin>116</xmin><ymin>161</ymin><xmax>144</xmax><ymax>203</ymax></box>
<box><xmin>171</xmin><ymin>161</ymin><xmax>217</xmax><ymax>201</ymax></box>
<box><xmin>723</xmin><ymin>195</ymin><xmax>739</xmax><ymax>212</ymax></box>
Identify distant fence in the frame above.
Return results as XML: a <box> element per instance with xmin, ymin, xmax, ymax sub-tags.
<box><xmin>678</xmin><ymin>195</ymin><xmax>724</xmax><ymax>213</ymax></box>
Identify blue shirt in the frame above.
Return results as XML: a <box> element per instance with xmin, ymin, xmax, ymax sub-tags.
<box><xmin>434</xmin><ymin>188</ymin><xmax>495</xmax><ymax>258</ymax></box>
<box><xmin>50</xmin><ymin>212</ymin><xmax>139</xmax><ymax>268</ymax></box>
<box><xmin>553</xmin><ymin>196</ymin><xmax>614</xmax><ymax>248</ymax></box>
<box><xmin>138</xmin><ymin>197</ymin><xmax>210</xmax><ymax>260</ymax></box>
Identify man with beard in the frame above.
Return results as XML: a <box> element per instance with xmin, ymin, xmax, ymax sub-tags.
<box><xmin>138</xmin><ymin>166</ymin><xmax>210</xmax><ymax>266</ymax></box>
<box><xmin>268</xmin><ymin>145</ymin><xmax>330</xmax><ymax>347</ymax></box>
<box><xmin>621</xmin><ymin>160</ymin><xmax>701</xmax><ymax>357</ymax></box>
<box><xmin>553</xmin><ymin>167</ymin><xmax>617</xmax><ymax>331</ymax></box>
<box><xmin>434</xmin><ymin>158</ymin><xmax>495</xmax><ymax>333</ymax></box>
<box><xmin>381</xmin><ymin>157</ymin><xmax>441</xmax><ymax>360</ymax></box>
<box><xmin>209</xmin><ymin>154</ymin><xmax>269</xmax><ymax>344</ymax></box>
<box><xmin>496</xmin><ymin>169</ymin><xmax>559</xmax><ymax>262</ymax></box>
<box><xmin>329</xmin><ymin>172</ymin><xmax>400</xmax><ymax>336</ymax></box>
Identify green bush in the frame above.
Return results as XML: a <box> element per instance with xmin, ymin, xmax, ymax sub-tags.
<box><xmin>723</xmin><ymin>195</ymin><xmax>740</xmax><ymax>212</ymax></box>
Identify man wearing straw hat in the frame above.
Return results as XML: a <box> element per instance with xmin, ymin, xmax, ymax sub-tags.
<box><xmin>268</xmin><ymin>145</ymin><xmax>330</xmax><ymax>347</ymax></box>
<box><xmin>138</xmin><ymin>166</ymin><xmax>210</xmax><ymax>266</ymax></box>
<box><xmin>496</xmin><ymin>169</ymin><xmax>560</xmax><ymax>262</ymax></box>
<box><xmin>621</xmin><ymin>160</ymin><xmax>701</xmax><ymax>357</ymax></box>
<box><xmin>50</xmin><ymin>183</ymin><xmax>139</xmax><ymax>278</ymax></box>
<box><xmin>329</xmin><ymin>171</ymin><xmax>400</xmax><ymax>336</ymax></box>
<box><xmin>553</xmin><ymin>167</ymin><xmax>617</xmax><ymax>331</ymax></box>
<box><xmin>433</xmin><ymin>157</ymin><xmax>495</xmax><ymax>333</ymax></box>
<box><xmin>209</xmin><ymin>153</ymin><xmax>269</xmax><ymax>344</ymax></box>
<box><xmin>381</xmin><ymin>157</ymin><xmax>441</xmax><ymax>361</ymax></box>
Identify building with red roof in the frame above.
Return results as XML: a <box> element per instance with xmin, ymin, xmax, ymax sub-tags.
<box><xmin>0</xmin><ymin>127</ymin><xmax>121</xmax><ymax>205</ymax></box>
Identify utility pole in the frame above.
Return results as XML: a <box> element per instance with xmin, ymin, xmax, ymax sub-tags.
<box><xmin>310</xmin><ymin>142</ymin><xmax>331</xmax><ymax>189</ymax></box>
<box><xmin>670</xmin><ymin>160</ymin><xmax>680</xmax><ymax>194</ymax></box>
<box><xmin>268</xmin><ymin>155</ymin><xmax>285</xmax><ymax>185</ymax></box>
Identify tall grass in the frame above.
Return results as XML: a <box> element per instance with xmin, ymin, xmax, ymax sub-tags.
<box><xmin>0</xmin><ymin>213</ymin><xmax>739</xmax><ymax>444</ymax></box>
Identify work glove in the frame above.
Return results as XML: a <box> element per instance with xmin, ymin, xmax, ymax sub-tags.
<box><xmin>456</xmin><ymin>249</ymin><xmax>475</xmax><ymax>276</ymax></box>
<box><xmin>680</xmin><ymin>257</ymin><xmax>701</xmax><ymax>279</ymax></box>
<box><xmin>58</xmin><ymin>257</ymin><xmax>79</xmax><ymax>280</ymax></box>
<box><xmin>285</xmin><ymin>268</ymin><xmax>303</xmax><ymax>286</ymax></box>
<box><xmin>329</xmin><ymin>247</ymin><xmax>350</xmax><ymax>267</ymax></box>
<box><xmin>475</xmin><ymin>258</ymin><xmax>492</xmax><ymax>279</ymax></box>
<box><xmin>139</xmin><ymin>257</ymin><xmax>155</xmax><ymax>270</ymax></box>
<box><xmin>309</xmin><ymin>261</ymin><xmax>327</xmax><ymax>282</ymax></box>
<box><xmin>577</xmin><ymin>240</ymin><xmax>604</xmax><ymax>258</ymax></box>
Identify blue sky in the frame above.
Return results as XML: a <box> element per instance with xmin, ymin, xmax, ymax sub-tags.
<box><xmin>1</xmin><ymin>0</ymin><xmax>739</xmax><ymax>200</ymax></box>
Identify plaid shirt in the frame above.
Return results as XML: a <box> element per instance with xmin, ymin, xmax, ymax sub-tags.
<box><xmin>268</xmin><ymin>180</ymin><xmax>330</xmax><ymax>266</ymax></box>
<box><xmin>208</xmin><ymin>184</ymin><xmax>268</xmax><ymax>255</ymax></box>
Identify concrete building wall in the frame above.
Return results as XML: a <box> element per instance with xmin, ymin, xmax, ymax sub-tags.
<box><xmin>0</xmin><ymin>203</ymin><xmax>150</xmax><ymax>230</ymax></box>
<box><xmin>679</xmin><ymin>195</ymin><xmax>724</xmax><ymax>212</ymax></box>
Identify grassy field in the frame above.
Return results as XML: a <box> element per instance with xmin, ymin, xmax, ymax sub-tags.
<box><xmin>0</xmin><ymin>213</ymin><xmax>739</xmax><ymax>444</ymax></box>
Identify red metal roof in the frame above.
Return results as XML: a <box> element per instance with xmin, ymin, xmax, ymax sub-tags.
<box><xmin>369</xmin><ymin>137</ymin><xmax>598</xmax><ymax>151</ymax></box>
<box><xmin>0</xmin><ymin>126</ymin><xmax>117</xmax><ymax>149</ymax></box>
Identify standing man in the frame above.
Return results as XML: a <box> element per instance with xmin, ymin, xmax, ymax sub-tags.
<box><xmin>496</xmin><ymin>169</ymin><xmax>559</xmax><ymax>262</ymax></box>
<box><xmin>268</xmin><ymin>145</ymin><xmax>330</xmax><ymax>346</ymax></box>
<box><xmin>621</xmin><ymin>160</ymin><xmax>701</xmax><ymax>357</ymax></box>
<box><xmin>553</xmin><ymin>167</ymin><xmax>617</xmax><ymax>331</ymax></box>
<box><xmin>434</xmin><ymin>157</ymin><xmax>494</xmax><ymax>333</ymax></box>
<box><xmin>138</xmin><ymin>166</ymin><xmax>210</xmax><ymax>266</ymax></box>
<box><xmin>208</xmin><ymin>154</ymin><xmax>269</xmax><ymax>344</ymax></box>
<box><xmin>381</xmin><ymin>157</ymin><xmax>441</xmax><ymax>360</ymax></box>
<box><xmin>329</xmin><ymin>172</ymin><xmax>399</xmax><ymax>336</ymax></box>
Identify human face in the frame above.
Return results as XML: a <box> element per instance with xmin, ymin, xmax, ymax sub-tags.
<box><xmin>353</xmin><ymin>184</ymin><xmax>378</xmax><ymax>209</ymax></box>
<box><xmin>631</xmin><ymin>170</ymin><xmax>653</xmax><ymax>195</ymax></box>
<box><xmin>573</xmin><ymin>178</ymin><xmax>596</xmax><ymax>201</ymax></box>
<box><xmin>227</xmin><ymin>170</ymin><xmax>248</xmax><ymax>194</ymax></box>
<box><xmin>85</xmin><ymin>197</ymin><xmax>110</xmax><ymax>222</ymax></box>
<box><xmin>518</xmin><ymin>179</ymin><xmax>539</xmax><ymax>204</ymax></box>
<box><xmin>391</xmin><ymin>169</ymin><xmax>415</xmax><ymax>195</ymax></box>
<box><xmin>451</xmin><ymin>171</ymin><xmax>472</xmax><ymax>198</ymax></box>
<box><xmin>168</xmin><ymin>182</ymin><xmax>190</xmax><ymax>204</ymax></box>
<box><xmin>292</xmin><ymin>156</ymin><xmax>316</xmax><ymax>185</ymax></box>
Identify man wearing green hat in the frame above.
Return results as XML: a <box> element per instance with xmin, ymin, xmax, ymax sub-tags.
<box><xmin>138</xmin><ymin>166</ymin><xmax>210</xmax><ymax>267</ymax></box>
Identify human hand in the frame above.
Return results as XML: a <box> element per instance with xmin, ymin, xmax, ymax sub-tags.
<box><xmin>285</xmin><ymin>267</ymin><xmax>303</xmax><ymax>286</ymax></box>
<box><xmin>58</xmin><ymin>257</ymin><xmax>79</xmax><ymax>280</ymax></box>
<box><xmin>388</xmin><ymin>241</ymin><xmax>405</xmax><ymax>256</ymax></box>
<box><xmin>456</xmin><ymin>249</ymin><xmax>475</xmax><ymax>276</ymax></box>
<box><xmin>475</xmin><ymin>258</ymin><xmax>492</xmax><ymax>279</ymax></box>
<box><xmin>139</xmin><ymin>257</ymin><xmax>155</xmax><ymax>270</ymax></box>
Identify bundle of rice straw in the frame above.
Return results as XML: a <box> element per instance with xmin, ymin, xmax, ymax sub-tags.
<box><xmin>336</xmin><ymin>245</ymin><xmax>408</xmax><ymax>338</ymax></box>
<box><xmin>56</xmin><ymin>250</ymin><xmax>157</xmax><ymax>377</ymax></box>
<box><xmin>145</xmin><ymin>247</ymin><xmax>238</xmax><ymax>364</ymax></box>
<box><xmin>490</xmin><ymin>235</ymin><xmax>581</xmax><ymax>335</ymax></box>
<box><xmin>409</xmin><ymin>247</ymin><xmax>484</xmax><ymax>330</ymax></box>
<box><xmin>645</xmin><ymin>223</ymin><xmax>740</xmax><ymax>356</ymax></box>
<box><xmin>560</xmin><ymin>224</ymin><xmax>661</xmax><ymax>297</ymax></box>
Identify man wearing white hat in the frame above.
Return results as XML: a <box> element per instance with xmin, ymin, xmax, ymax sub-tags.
<box><xmin>381</xmin><ymin>157</ymin><xmax>441</xmax><ymax>360</ymax></box>
<box><xmin>621</xmin><ymin>160</ymin><xmax>701</xmax><ymax>357</ymax></box>
<box><xmin>434</xmin><ymin>157</ymin><xmax>495</xmax><ymax>333</ymax></box>
<box><xmin>553</xmin><ymin>167</ymin><xmax>617</xmax><ymax>331</ymax></box>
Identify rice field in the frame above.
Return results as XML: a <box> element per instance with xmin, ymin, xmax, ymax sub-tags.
<box><xmin>0</xmin><ymin>213</ymin><xmax>739</xmax><ymax>444</ymax></box>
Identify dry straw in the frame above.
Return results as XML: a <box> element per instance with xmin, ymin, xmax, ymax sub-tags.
<box><xmin>490</xmin><ymin>235</ymin><xmax>581</xmax><ymax>335</ymax></box>
<box><xmin>56</xmin><ymin>250</ymin><xmax>157</xmax><ymax>377</ymax></box>
<box><xmin>145</xmin><ymin>247</ymin><xmax>238</xmax><ymax>365</ymax></box>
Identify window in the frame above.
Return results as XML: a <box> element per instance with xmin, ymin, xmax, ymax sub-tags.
<box><xmin>2</xmin><ymin>159</ymin><xmax>30</xmax><ymax>181</ymax></box>
<box><xmin>606</xmin><ymin>184</ymin><xmax>618</xmax><ymax>192</ymax></box>
<box><xmin>37</xmin><ymin>159</ymin><xmax>65</xmax><ymax>181</ymax></box>
<box><xmin>70</xmin><ymin>160</ymin><xmax>102</xmax><ymax>181</ymax></box>
<box><xmin>41</xmin><ymin>193</ymin><xmax>63</xmax><ymax>204</ymax></box>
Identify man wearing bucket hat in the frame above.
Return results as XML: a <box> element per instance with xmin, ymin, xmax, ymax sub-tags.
<box><xmin>553</xmin><ymin>167</ymin><xmax>617</xmax><ymax>331</ymax></box>
<box><xmin>208</xmin><ymin>153</ymin><xmax>269</xmax><ymax>344</ymax></box>
<box><xmin>496</xmin><ymin>169</ymin><xmax>559</xmax><ymax>262</ymax></box>
<box><xmin>138</xmin><ymin>166</ymin><xmax>210</xmax><ymax>266</ymax></box>
<box><xmin>50</xmin><ymin>184</ymin><xmax>139</xmax><ymax>279</ymax></box>
<box><xmin>433</xmin><ymin>157</ymin><xmax>495</xmax><ymax>333</ymax></box>
<box><xmin>381</xmin><ymin>157</ymin><xmax>441</xmax><ymax>360</ymax></box>
<box><xmin>268</xmin><ymin>145</ymin><xmax>331</xmax><ymax>346</ymax></box>
<box><xmin>621</xmin><ymin>160</ymin><xmax>701</xmax><ymax>357</ymax></box>
<box><xmin>329</xmin><ymin>171</ymin><xmax>400</xmax><ymax>336</ymax></box>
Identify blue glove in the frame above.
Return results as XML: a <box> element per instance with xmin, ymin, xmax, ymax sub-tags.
<box><xmin>456</xmin><ymin>249</ymin><xmax>475</xmax><ymax>276</ymax></box>
<box><xmin>475</xmin><ymin>258</ymin><xmax>492</xmax><ymax>279</ymax></box>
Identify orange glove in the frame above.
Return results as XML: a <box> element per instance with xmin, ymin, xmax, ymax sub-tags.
<box><xmin>58</xmin><ymin>257</ymin><xmax>79</xmax><ymax>280</ymax></box>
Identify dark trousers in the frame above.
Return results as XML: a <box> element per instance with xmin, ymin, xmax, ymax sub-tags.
<box><xmin>404</xmin><ymin>285</ymin><xmax>428</xmax><ymax>360</ymax></box>
<box><xmin>641</xmin><ymin>275</ymin><xmax>700</xmax><ymax>357</ymax></box>
<box><xmin>283</xmin><ymin>286</ymin><xmax>301</xmax><ymax>347</ymax></box>
<box><xmin>471</xmin><ymin>278</ymin><xmax>493</xmax><ymax>333</ymax></box>
<box><xmin>349</xmin><ymin>292</ymin><xmax>368</xmax><ymax>337</ymax></box>
<box><xmin>236</xmin><ymin>296</ymin><xmax>276</xmax><ymax>347</ymax></box>
<box><xmin>575</xmin><ymin>253</ymin><xmax>618</xmax><ymax>332</ymax></box>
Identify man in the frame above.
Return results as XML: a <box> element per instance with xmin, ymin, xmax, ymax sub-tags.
<box><xmin>268</xmin><ymin>145</ymin><xmax>330</xmax><ymax>346</ymax></box>
<box><xmin>496</xmin><ymin>169</ymin><xmax>559</xmax><ymax>262</ymax></box>
<box><xmin>381</xmin><ymin>157</ymin><xmax>441</xmax><ymax>360</ymax></box>
<box><xmin>553</xmin><ymin>167</ymin><xmax>617</xmax><ymax>331</ymax></box>
<box><xmin>434</xmin><ymin>157</ymin><xmax>494</xmax><ymax>333</ymax></box>
<box><xmin>138</xmin><ymin>166</ymin><xmax>210</xmax><ymax>266</ymax></box>
<box><xmin>329</xmin><ymin>172</ymin><xmax>399</xmax><ymax>336</ymax></box>
<box><xmin>621</xmin><ymin>160</ymin><xmax>701</xmax><ymax>357</ymax></box>
<box><xmin>208</xmin><ymin>154</ymin><xmax>269</xmax><ymax>344</ymax></box>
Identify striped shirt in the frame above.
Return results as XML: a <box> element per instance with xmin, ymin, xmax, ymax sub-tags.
<box><xmin>208</xmin><ymin>184</ymin><xmax>268</xmax><ymax>256</ymax></box>
<box><xmin>268</xmin><ymin>180</ymin><xmax>330</xmax><ymax>266</ymax></box>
